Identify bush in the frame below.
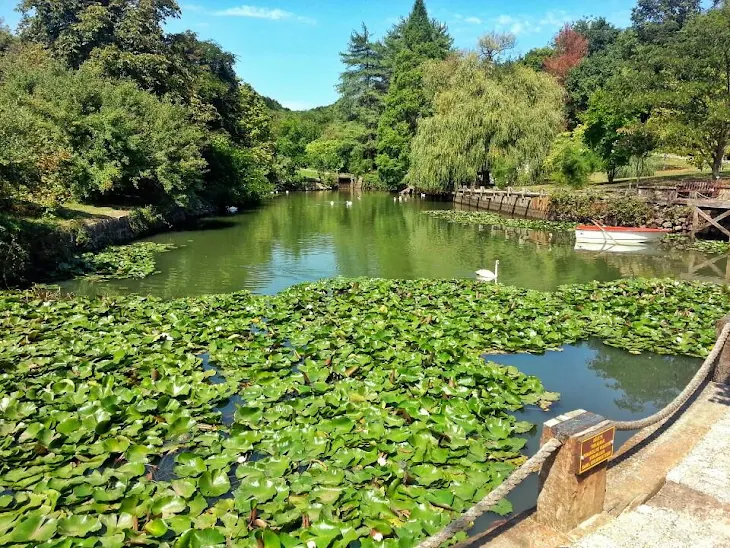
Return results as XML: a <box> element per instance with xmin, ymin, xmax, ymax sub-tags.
<box><xmin>546</xmin><ymin>132</ymin><xmax>599</xmax><ymax>189</ymax></box>
<box><xmin>361</xmin><ymin>172</ymin><xmax>388</xmax><ymax>191</ymax></box>
<box><xmin>0</xmin><ymin>48</ymin><xmax>207</xmax><ymax>209</ymax></box>
<box><xmin>548</xmin><ymin>190</ymin><xmax>652</xmax><ymax>226</ymax></box>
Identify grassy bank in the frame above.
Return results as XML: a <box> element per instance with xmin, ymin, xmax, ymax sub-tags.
<box><xmin>0</xmin><ymin>278</ymin><xmax>725</xmax><ymax>546</ymax></box>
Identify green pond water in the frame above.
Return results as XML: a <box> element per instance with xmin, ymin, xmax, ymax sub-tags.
<box><xmin>61</xmin><ymin>191</ymin><xmax>711</xmax><ymax>525</ymax></box>
<box><xmin>63</xmin><ymin>191</ymin><xmax>729</xmax><ymax>297</ymax></box>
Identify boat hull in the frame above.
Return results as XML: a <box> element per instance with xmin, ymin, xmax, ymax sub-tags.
<box><xmin>575</xmin><ymin>225</ymin><xmax>669</xmax><ymax>246</ymax></box>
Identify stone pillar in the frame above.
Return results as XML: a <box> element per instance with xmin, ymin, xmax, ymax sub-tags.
<box><xmin>536</xmin><ymin>410</ymin><xmax>613</xmax><ymax>533</ymax></box>
<box><xmin>714</xmin><ymin>316</ymin><xmax>730</xmax><ymax>384</ymax></box>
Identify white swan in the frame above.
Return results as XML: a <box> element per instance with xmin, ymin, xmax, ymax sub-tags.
<box><xmin>420</xmin><ymin>193</ymin><xmax>426</xmax><ymax>198</ymax></box>
<box><xmin>330</xmin><ymin>201</ymin><xmax>335</xmax><ymax>206</ymax></box>
<box><xmin>345</xmin><ymin>201</ymin><xmax>353</xmax><ymax>207</ymax></box>
<box><xmin>226</xmin><ymin>206</ymin><xmax>238</xmax><ymax>214</ymax></box>
<box><xmin>476</xmin><ymin>260</ymin><xmax>499</xmax><ymax>282</ymax></box>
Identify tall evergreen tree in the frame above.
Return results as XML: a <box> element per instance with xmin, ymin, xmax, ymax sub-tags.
<box><xmin>338</xmin><ymin>24</ymin><xmax>387</xmax><ymax>171</ymax></box>
<box><xmin>375</xmin><ymin>0</ymin><xmax>452</xmax><ymax>188</ymax></box>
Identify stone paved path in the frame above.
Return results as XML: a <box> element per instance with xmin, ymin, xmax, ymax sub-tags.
<box><xmin>572</xmin><ymin>408</ymin><xmax>730</xmax><ymax>547</ymax></box>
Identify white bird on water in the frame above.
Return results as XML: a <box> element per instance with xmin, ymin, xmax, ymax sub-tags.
<box><xmin>476</xmin><ymin>260</ymin><xmax>499</xmax><ymax>282</ymax></box>
<box><xmin>346</xmin><ymin>201</ymin><xmax>353</xmax><ymax>207</ymax></box>
<box><xmin>421</xmin><ymin>193</ymin><xmax>426</xmax><ymax>198</ymax></box>
<box><xmin>330</xmin><ymin>201</ymin><xmax>335</xmax><ymax>206</ymax></box>
<box><xmin>226</xmin><ymin>206</ymin><xmax>238</xmax><ymax>214</ymax></box>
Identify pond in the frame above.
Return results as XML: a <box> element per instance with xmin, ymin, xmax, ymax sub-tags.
<box><xmin>60</xmin><ymin>191</ymin><xmax>713</xmax><ymax>532</ymax></box>
<box><xmin>60</xmin><ymin>191</ymin><xmax>729</xmax><ymax>297</ymax></box>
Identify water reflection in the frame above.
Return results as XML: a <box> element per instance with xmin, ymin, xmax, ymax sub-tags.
<box><xmin>60</xmin><ymin>191</ymin><xmax>729</xmax><ymax>298</ymax></box>
<box><xmin>470</xmin><ymin>339</ymin><xmax>701</xmax><ymax>535</ymax></box>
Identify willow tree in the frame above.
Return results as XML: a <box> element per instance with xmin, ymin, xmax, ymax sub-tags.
<box><xmin>408</xmin><ymin>53</ymin><xmax>564</xmax><ymax>192</ymax></box>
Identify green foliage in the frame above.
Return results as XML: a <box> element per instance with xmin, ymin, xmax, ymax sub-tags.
<box><xmin>0</xmin><ymin>49</ymin><xmax>207</xmax><ymax>207</ymax></box>
<box><xmin>548</xmin><ymin>190</ymin><xmax>652</xmax><ymax>226</ymax></box>
<box><xmin>423</xmin><ymin>210</ymin><xmax>576</xmax><ymax>231</ymax></box>
<box><xmin>305</xmin><ymin>139</ymin><xmax>345</xmax><ymax>182</ymax></box>
<box><xmin>375</xmin><ymin>1</ymin><xmax>453</xmax><ymax>188</ymax></box>
<box><xmin>409</xmin><ymin>54</ymin><xmax>564</xmax><ymax>192</ymax></box>
<box><xmin>56</xmin><ymin>242</ymin><xmax>176</xmax><ymax>281</ymax></box>
<box><xmin>19</xmin><ymin>0</ymin><xmax>185</xmax><ymax>94</ymax></box>
<box><xmin>662</xmin><ymin>234</ymin><xmax>730</xmax><ymax>254</ymax></box>
<box><xmin>5</xmin><ymin>1</ymin><xmax>278</xmax><ymax>210</ymax></box>
<box><xmin>645</xmin><ymin>3</ymin><xmax>730</xmax><ymax>178</ymax></box>
<box><xmin>0</xmin><ymin>277</ymin><xmax>727</xmax><ymax>545</ymax></box>
<box><xmin>519</xmin><ymin>46</ymin><xmax>554</xmax><ymax>71</ymax></box>
<box><xmin>582</xmin><ymin>91</ymin><xmax>656</xmax><ymax>183</ymax></box>
<box><xmin>631</xmin><ymin>0</ymin><xmax>702</xmax><ymax>43</ymax></box>
<box><xmin>546</xmin><ymin>131</ymin><xmax>599</xmax><ymax>189</ymax></box>
<box><xmin>573</xmin><ymin>18</ymin><xmax>621</xmax><ymax>55</ymax></box>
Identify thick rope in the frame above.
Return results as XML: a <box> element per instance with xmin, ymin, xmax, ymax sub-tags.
<box><xmin>416</xmin><ymin>437</ymin><xmax>562</xmax><ymax>548</ymax></box>
<box><xmin>614</xmin><ymin>322</ymin><xmax>730</xmax><ymax>431</ymax></box>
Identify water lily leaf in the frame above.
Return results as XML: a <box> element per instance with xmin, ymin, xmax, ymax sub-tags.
<box><xmin>176</xmin><ymin>528</ymin><xmax>226</xmax><ymax>548</ymax></box>
<box><xmin>175</xmin><ymin>453</ymin><xmax>207</xmax><ymax>477</ymax></box>
<box><xmin>144</xmin><ymin>518</ymin><xmax>169</xmax><ymax>537</ymax></box>
<box><xmin>11</xmin><ymin>512</ymin><xmax>58</xmax><ymax>542</ymax></box>
<box><xmin>199</xmin><ymin>469</ymin><xmax>231</xmax><ymax>498</ymax></box>
<box><xmin>235</xmin><ymin>478</ymin><xmax>277</xmax><ymax>503</ymax></box>
<box><xmin>152</xmin><ymin>495</ymin><xmax>187</xmax><ymax>517</ymax></box>
<box><xmin>172</xmin><ymin>478</ymin><xmax>198</xmax><ymax>499</ymax></box>
<box><xmin>57</xmin><ymin>515</ymin><xmax>101</xmax><ymax>537</ymax></box>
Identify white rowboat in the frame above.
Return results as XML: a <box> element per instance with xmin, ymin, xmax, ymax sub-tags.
<box><xmin>575</xmin><ymin>225</ymin><xmax>670</xmax><ymax>246</ymax></box>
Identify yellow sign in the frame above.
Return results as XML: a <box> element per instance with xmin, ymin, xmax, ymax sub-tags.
<box><xmin>578</xmin><ymin>426</ymin><xmax>615</xmax><ymax>475</ymax></box>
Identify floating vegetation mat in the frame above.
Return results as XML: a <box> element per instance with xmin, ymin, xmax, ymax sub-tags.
<box><xmin>0</xmin><ymin>278</ymin><xmax>727</xmax><ymax>547</ymax></box>
<box><xmin>661</xmin><ymin>234</ymin><xmax>730</xmax><ymax>255</ymax></box>
<box><xmin>55</xmin><ymin>242</ymin><xmax>177</xmax><ymax>281</ymax></box>
<box><xmin>423</xmin><ymin>210</ymin><xmax>577</xmax><ymax>232</ymax></box>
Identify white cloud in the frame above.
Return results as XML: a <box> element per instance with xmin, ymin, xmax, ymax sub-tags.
<box><xmin>181</xmin><ymin>3</ymin><xmax>205</xmax><ymax>12</ymax></box>
<box><xmin>213</xmin><ymin>5</ymin><xmax>315</xmax><ymax>24</ymax></box>
<box><xmin>492</xmin><ymin>10</ymin><xmax>572</xmax><ymax>37</ymax></box>
<box><xmin>464</xmin><ymin>16</ymin><xmax>482</xmax><ymax>25</ymax></box>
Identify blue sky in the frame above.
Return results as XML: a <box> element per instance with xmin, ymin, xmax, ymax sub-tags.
<box><xmin>0</xmin><ymin>0</ymin><xmax>637</xmax><ymax>110</ymax></box>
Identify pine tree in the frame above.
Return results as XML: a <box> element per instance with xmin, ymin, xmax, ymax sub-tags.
<box><xmin>338</xmin><ymin>24</ymin><xmax>387</xmax><ymax>170</ymax></box>
<box><xmin>375</xmin><ymin>0</ymin><xmax>452</xmax><ymax>188</ymax></box>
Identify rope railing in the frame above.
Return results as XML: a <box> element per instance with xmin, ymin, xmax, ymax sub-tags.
<box><xmin>613</xmin><ymin>322</ymin><xmax>730</xmax><ymax>431</ymax></box>
<box><xmin>415</xmin><ymin>437</ymin><xmax>562</xmax><ymax>548</ymax></box>
<box><xmin>417</xmin><ymin>322</ymin><xmax>730</xmax><ymax>548</ymax></box>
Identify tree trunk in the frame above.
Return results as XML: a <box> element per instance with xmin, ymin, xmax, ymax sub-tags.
<box><xmin>712</xmin><ymin>139</ymin><xmax>727</xmax><ymax>180</ymax></box>
<box><xmin>607</xmin><ymin>168</ymin><xmax>615</xmax><ymax>185</ymax></box>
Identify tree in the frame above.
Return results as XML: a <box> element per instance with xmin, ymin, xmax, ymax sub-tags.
<box><xmin>375</xmin><ymin>0</ymin><xmax>452</xmax><ymax>188</ymax></box>
<box><xmin>544</xmin><ymin>24</ymin><xmax>589</xmax><ymax>84</ymax></box>
<box><xmin>408</xmin><ymin>52</ymin><xmax>564</xmax><ymax>192</ymax></box>
<box><xmin>19</xmin><ymin>0</ymin><xmax>186</xmax><ymax>95</ymax></box>
<box><xmin>546</xmin><ymin>130</ymin><xmax>598</xmax><ymax>189</ymax></box>
<box><xmin>0</xmin><ymin>18</ymin><xmax>14</xmax><ymax>53</ymax></box>
<box><xmin>631</xmin><ymin>0</ymin><xmax>702</xmax><ymax>42</ymax></box>
<box><xmin>520</xmin><ymin>47</ymin><xmax>554</xmax><ymax>72</ymax></box>
<box><xmin>647</xmin><ymin>3</ymin><xmax>730</xmax><ymax>178</ymax></box>
<box><xmin>478</xmin><ymin>31</ymin><xmax>516</xmax><ymax>64</ymax></box>
<box><xmin>582</xmin><ymin>90</ymin><xmax>654</xmax><ymax>183</ymax></box>
<box><xmin>337</xmin><ymin>24</ymin><xmax>387</xmax><ymax>171</ymax></box>
<box><xmin>573</xmin><ymin>17</ymin><xmax>621</xmax><ymax>55</ymax></box>
<box><xmin>306</xmin><ymin>139</ymin><xmax>345</xmax><ymax>184</ymax></box>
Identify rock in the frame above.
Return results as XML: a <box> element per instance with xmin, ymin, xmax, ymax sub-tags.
<box><xmin>663</xmin><ymin>222</ymin><xmax>673</xmax><ymax>228</ymax></box>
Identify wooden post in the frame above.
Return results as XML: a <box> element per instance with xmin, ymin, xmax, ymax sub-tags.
<box><xmin>714</xmin><ymin>316</ymin><xmax>730</xmax><ymax>384</ymax></box>
<box><xmin>536</xmin><ymin>410</ymin><xmax>613</xmax><ymax>533</ymax></box>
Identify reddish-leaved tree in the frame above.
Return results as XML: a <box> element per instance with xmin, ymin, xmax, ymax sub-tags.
<box><xmin>544</xmin><ymin>24</ymin><xmax>589</xmax><ymax>84</ymax></box>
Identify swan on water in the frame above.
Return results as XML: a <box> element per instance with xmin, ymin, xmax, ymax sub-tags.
<box><xmin>476</xmin><ymin>260</ymin><xmax>499</xmax><ymax>282</ymax></box>
<box><xmin>421</xmin><ymin>193</ymin><xmax>426</xmax><ymax>198</ymax></box>
<box><xmin>346</xmin><ymin>201</ymin><xmax>353</xmax><ymax>207</ymax></box>
<box><xmin>226</xmin><ymin>206</ymin><xmax>238</xmax><ymax>214</ymax></box>
<box><xmin>330</xmin><ymin>201</ymin><xmax>335</xmax><ymax>206</ymax></box>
